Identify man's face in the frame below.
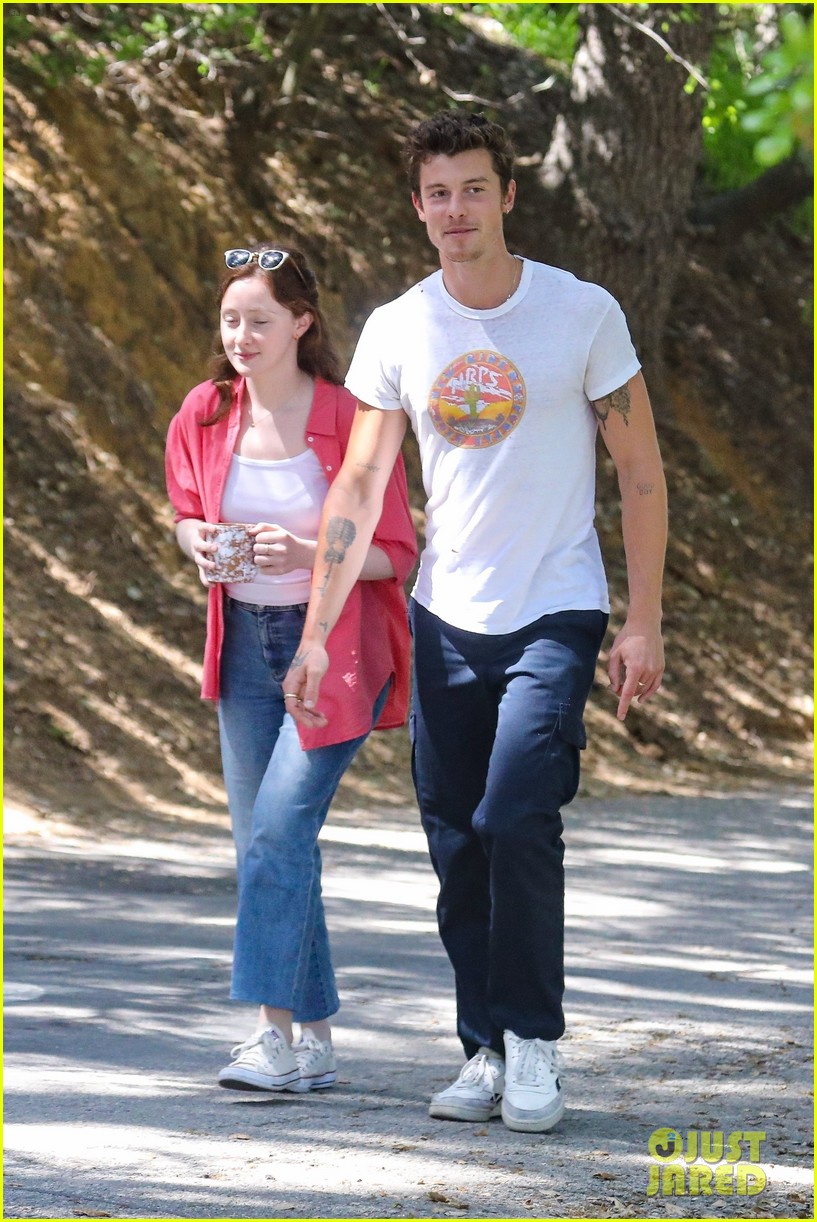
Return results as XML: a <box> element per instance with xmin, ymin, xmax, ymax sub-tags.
<box><xmin>412</xmin><ymin>148</ymin><xmax>515</xmax><ymax>265</ymax></box>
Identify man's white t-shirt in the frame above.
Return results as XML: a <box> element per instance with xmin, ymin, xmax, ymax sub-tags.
<box><xmin>345</xmin><ymin>258</ymin><xmax>641</xmax><ymax>635</ymax></box>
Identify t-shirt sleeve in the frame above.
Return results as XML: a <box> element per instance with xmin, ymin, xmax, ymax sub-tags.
<box><xmin>345</xmin><ymin>308</ymin><xmax>405</xmax><ymax>412</ymax></box>
<box><xmin>583</xmin><ymin>296</ymin><xmax>641</xmax><ymax>402</ymax></box>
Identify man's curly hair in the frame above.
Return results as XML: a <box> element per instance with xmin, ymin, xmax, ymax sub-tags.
<box><xmin>404</xmin><ymin>110</ymin><xmax>516</xmax><ymax>196</ymax></box>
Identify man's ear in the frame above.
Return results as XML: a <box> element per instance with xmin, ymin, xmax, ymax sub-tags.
<box><xmin>502</xmin><ymin>179</ymin><xmax>517</xmax><ymax>214</ymax></box>
<box><xmin>412</xmin><ymin>192</ymin><xmax>427</xmax><ymax>223</ymax></box>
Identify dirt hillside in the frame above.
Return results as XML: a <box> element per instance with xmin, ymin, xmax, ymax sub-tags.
<box><xmin>3</xmin><ymin>6</ymin><xmax>812</xmax><ymax>837</ymax></box>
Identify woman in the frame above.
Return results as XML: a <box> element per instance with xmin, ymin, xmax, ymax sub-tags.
<box><xmin>165</xmin><ymin>244</ymin><xmax>416</xmax><ymax>1092</ymax></box>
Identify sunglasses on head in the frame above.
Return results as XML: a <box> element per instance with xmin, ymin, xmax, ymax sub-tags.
<box><xmin>224</xmin><ymin>248</ymin><xmax>308</xmax><ymax>286</ymax></box>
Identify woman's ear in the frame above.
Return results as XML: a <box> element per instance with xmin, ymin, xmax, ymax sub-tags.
<box><xmin>294</xmin><ymin>311</ymin><xmax>313</xmax><ymax>339</ymax></box>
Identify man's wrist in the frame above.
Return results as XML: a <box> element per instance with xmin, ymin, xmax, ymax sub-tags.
<box><xmin>299</xmin><ymin>626</ymin><xmax>330</xmax><ymax>650</ymax></box>
<box><xmin>624</xmin><ymin>607</ymin><xmax>663</xmax><ymax>630</ymax></box>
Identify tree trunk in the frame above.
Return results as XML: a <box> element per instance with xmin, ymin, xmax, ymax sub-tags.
<box><xmin>536</xmin><ymin>4</ymin><xmax>718</xmax><ymax>398</ymax></box>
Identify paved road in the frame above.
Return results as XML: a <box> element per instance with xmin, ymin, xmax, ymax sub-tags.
<box><xmin>3</xmin><ymin>789</ymin><xmax>813</xmax><ymax>1220</ymax></box>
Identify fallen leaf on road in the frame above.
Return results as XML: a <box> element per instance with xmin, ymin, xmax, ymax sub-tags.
<box><xmin>427</xmin><ymin>1190</ymin><xmax>469</xmax><ymax>1208</ymax></box>
<box><xmin>593</xmin><ymin>1171</ymin><xmax>618</xmax><ymax>1180</ymax></box>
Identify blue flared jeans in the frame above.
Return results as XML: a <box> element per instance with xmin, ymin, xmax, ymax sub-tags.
<box><xmin>409</xmin><ymin>599</ymin><xmax>608</xmax><ymax>1059</ymax></box>
<box><xmin>218</xmin><ymin>596</ymin><xmax>384</xmax><ymax>1022</ymax></box>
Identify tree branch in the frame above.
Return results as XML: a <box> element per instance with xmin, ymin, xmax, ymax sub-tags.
<box><xmin>607</xmin><ymin>5</ymin><xmax>710</xmax><ymax>90</ymax></box>
<box><xmin>689</xmin><ymin>156</ymin><xmax>814</xmax><ymax>236</ymax></box>
<box><xmin>376</xmin><ymin>3</ymin><xmax>501</xmax><ymax>107</ymax></box>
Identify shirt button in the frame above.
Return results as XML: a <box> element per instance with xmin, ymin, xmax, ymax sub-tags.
<box><xmin>307</xmin><ymin>436</ymin><xmax>314</xmax><ymax>442</ymax></box>
<box><xmin>325</xmin><ymin>464</ymin><xmax>333</xmax><ymax>472</ymax></box>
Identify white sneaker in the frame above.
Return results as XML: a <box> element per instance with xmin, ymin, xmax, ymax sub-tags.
<box><xmin>429</xmin><ymin>1048</ymin><xmax>504</xmax><ymax>1122</ymax></box>
<box><xmin>501</xmin><ymin>1030</ymin><xmax>564</xmax><ymax>1132</ymax></box>
<box><xmin>291</xmin><ymin>1028</ymin><xmax>337</xmax><ymax>1092</ymax></box>
<box><xmin>217</xmin><ymin>1024</ymin><xmax>300</xmax><ymax>1092</ymax></box>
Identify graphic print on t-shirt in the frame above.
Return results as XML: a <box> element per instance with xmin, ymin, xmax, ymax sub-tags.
<box><xmin>428</xmin><ymin>349</ymin><xmax>526</xmax><ymax>448</ymax></box>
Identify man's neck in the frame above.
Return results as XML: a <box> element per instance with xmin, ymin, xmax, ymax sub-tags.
<box><xmin>440</xmin><ymin>249</ymin><xmax>520</xmax><ymax>311</ymax></box>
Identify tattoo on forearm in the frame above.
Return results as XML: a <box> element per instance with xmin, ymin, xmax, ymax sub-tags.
<box><xmin>324</xmin><ymin>516</ymin><xmax>356</xmax><ymax>562</ymax></box>
<box><xmin>318</xmin><ymin>516</ymin><xmax>356</xmax><ymax>594</ymax></box>
<box><xmin>291</xmin><ymin>649</ymin><xmax>310</xmax><ymax>669</ymax></box>
<box><xmin>319</xmin><ymin>620</ymin><xmax>328</xmax><ymax>637</ymax></box>
<box><xmin>637</xmin><ymin>482</ymin><xmax>654</xmax><ymax>496</ymax></box>
<box><xmin>356</xmin><ymin>461</ymin><xmax>380</xmax><ymax>473</ymax></box>
<box><xmin>592</xmin><ymin>383</ymin><xmax>632</xmax><ymax>430</ymax></box>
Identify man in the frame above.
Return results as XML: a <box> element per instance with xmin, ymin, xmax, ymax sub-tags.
<box><xmin>284</xmin><ymin>111</ymin><xmax>666</xmax><ymax>1133</ymax></box>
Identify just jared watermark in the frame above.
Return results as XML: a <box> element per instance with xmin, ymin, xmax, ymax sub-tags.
<box><xmin>647</xmin><ymin>1127</ymin><xmax>767</xmax><ymax>1197</ymax></box>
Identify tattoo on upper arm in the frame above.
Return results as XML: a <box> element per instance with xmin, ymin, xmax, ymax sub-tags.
<box><xmin>592</xmin><ymin>383</ymin><xmax>632</xmax><ymax>430</ymax></box>
<box><xmin>637</xmin><ymin>482</ymin><xmax>654</xmax><ymax>496</ymax></box>
<box><xmin>356</xmin><ymin>461</ymin><xmax>380</xmax><ymax>473</ymax></box>
<box><xmin>318</xmin><ymin>516</ymin><xmax>357</xmax><ymax>594</ymax></box>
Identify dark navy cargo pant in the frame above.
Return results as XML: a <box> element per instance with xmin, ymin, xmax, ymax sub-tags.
<box><xmin>409</xmin><ymin>599</ymin><xmax>608</xmax><ymax>1060</ymax></box>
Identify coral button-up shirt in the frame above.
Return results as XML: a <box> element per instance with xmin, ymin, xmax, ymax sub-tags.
<box><xmin>165</xmin><ymin>376</ymin><xmax>417</xmax><ymax>750</ymax></box>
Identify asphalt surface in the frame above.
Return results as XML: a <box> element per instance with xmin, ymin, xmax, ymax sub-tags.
<box><xmin>3</xmin><ymin>788</ymin><xmax>813</xmax><ymax>1220</ymax></box>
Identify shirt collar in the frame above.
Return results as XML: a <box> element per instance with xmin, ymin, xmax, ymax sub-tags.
<box><xmin>305</xmin><ymin>377</ymin><xmax>338</xmax><ymax>436</ymax></box>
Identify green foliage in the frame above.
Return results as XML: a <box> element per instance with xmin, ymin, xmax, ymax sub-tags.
<box><xmin>700</xmin><ymin>7</ymin><xmax>813</xmax><ymax>235</ymax></box>
<box><xmin>701</xmin><ymin>25</ymin><xmax>766</xmax><ymax>190</ymax></box>
<box><xmin>742</xmin><ymin>9</ymin><xmax>813</xmax><ymax>165</ymax></box>
<box><xmin>702</xmin><ymin>7</ymin><xmax>813</xmax><ymax>189</ymax></box>
<box><xmin>2</xmin><ymin>3</ymin><xmax>275</xmax><ymax>88</ymax></box>
<box><xmin>470</xmin><ymin>3</ymin><xmax>579</xmax><ymax>74</ymax></box>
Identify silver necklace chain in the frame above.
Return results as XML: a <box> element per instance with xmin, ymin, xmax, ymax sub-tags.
<box><xmin>442</xmin><ymin>256</ymin><xmax>521</xmax><ymax>307</ymax></box>
<box><xmin>505</xmin><ymin>256</ymin><xmax>521</xmax><ymax>302</ymax></box>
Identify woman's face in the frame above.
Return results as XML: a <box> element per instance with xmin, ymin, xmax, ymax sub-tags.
<box><xmin>220</xmin><ymin>273</ymin><xmax>311</xmax><ymax>381</ymax></box>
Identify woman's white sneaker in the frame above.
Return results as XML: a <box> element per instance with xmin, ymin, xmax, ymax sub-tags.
<box><xmin>429</xmin><ymin>1048</ymin><xmax>505</xmax><ymax>1122</ymax></box>
<box><xmin>501</xmin><ymin>1030</ymin><xmax>564</xmax><ymax>1132</ymax></box>
<box><xmin>217</xmin><ymin>1024</ymin><xmax>300</xmax><ymax>1091</ymax></box>
<box><xmin>291</xmin><ymin>1029</ymin><xmax>337</xmax><ymax>1092</ymax></box>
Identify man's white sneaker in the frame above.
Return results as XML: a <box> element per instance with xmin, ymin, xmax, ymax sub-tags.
<box><xmin>429</xmin><ymin>1048</ymin><xmax>504</xmax><ymax>1122</ymax></box>
<box><xmin>217</xmin><ymin>1024</ymin><xmax>300</xmax><ymax>1092</ymax></box>
<box><xmin>291</xmin><ymin>1028</ymin><xmax>337</xmax><ymax>1092</ymax></box>
<box><xmin>501</xmin><ymin>1030</ymin><xmax>564</xmax><ymax>1132</ymax></box>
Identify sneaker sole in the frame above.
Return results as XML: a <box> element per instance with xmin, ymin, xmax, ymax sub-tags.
<box><xmin>288</xmin><ymin>1070</ymin><xmax>337</xmax><ymax>1093</ymax></box>
<box><xmin>217</xmin><ymin>1068</ymin><xmax>300</xmax><ymax>1092</ymax></box>
<box><xmin>501</xmin><ymin>1094</ymin><xmax>565</xmax><ymax>1133</ymax></box>
<box><xmin>429</xmin><ymin>1099</ymin><xmax>503</xmax><ymax>1123</ymax></box>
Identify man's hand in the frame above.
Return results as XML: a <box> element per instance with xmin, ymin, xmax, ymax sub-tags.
<box><xmin>282</xmin><ymin>643</ymin><xmax>330</xmax><ymax>729</ymax></box>
<box><xmin>608</xmin><ymin>620</ymin><xmax>665</xmax><ymax>721</ymax></box>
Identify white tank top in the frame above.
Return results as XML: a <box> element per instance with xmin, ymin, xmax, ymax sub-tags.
<box><xmin>220</xmin><ymin>448</ymin><xmax>328</xmax><ymax>605</ymax></box>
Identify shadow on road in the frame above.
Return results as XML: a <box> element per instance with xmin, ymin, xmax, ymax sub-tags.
<box><xmin>3</xmin><ymin>789</ymin><xmax>813</xmax><ymax>1219</ymax></box>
